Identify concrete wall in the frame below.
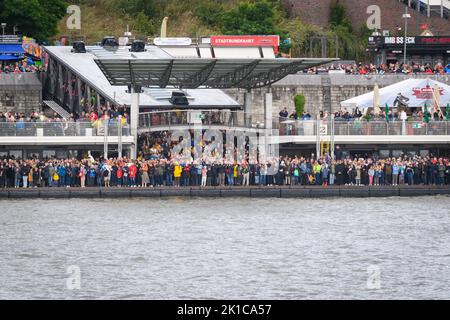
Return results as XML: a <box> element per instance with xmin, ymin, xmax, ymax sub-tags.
<box><xmin>0</xmin><ymin>73</ymin><xmax>42</xmax><ymax>113</ymax></box>
<box><xmin>225</xmin><ymin>74</ymin><xmax>450</xmax><ymax>116</ymax></box>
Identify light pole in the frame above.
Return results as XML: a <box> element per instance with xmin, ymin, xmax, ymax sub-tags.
<box><xmin>1</xmin><ymin>23</ymin><xmax>6</xmax><ymax>37</ymax></box>
<box><xmin>402</xmin><ymin>8</ymin><xmax>411</xmax><ymax>67</ymax></box>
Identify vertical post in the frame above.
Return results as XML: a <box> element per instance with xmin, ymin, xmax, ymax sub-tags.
<box><xmin>244</xmin><ymin>89</ymin><xmax>252</xmax><ymax>127</ymax></box>
<box><xmin>441</xmin><ymin>0</ymin><xmax>444</xmax><ymax>18</ymax></box>
<box><xmin>76</xmin><ymin>78</ymin><xmax>82</xmax><ymax>115</ymax></box>
<box><xmin>427</xmin><ymin>0</ymin><xmax>430</xmax><ymax>17</ymax></box>
<box><xmin>97</xmin><ymin>93</ymin><xmax>101</xmax><ymax>110</ymax></box>
<box><xmin>103</xmin><ymin>119</ymin><xmax>108</xmax><ymax>159</ymax></box>
<box><xmin>130</xmin><ymin>86</ymin><xmax>140</xmax><ymax>160</ymax></box>
<box><xmin>58</xmin><ymin>64</ymin><xmax>63</xmax><ymax>103</ymax></box>
<box><xmin>86</xmin><ymin>85</ymin><xmax>91</xmax><ymax>112</ymax></box>
<box><xmin>118</xmin><ymin>115</ymin><xmax>123</xmax><ymax>159</ymax></box>
<box><xmin>316</xmin><ymin>112</ymin><xmax>321</xmax><ymax>160</ymax></box>
<box><xmin>67</xmin><ymin>70</ymin><xmax>73</xmax><ymax>112</ymax></box>
<box><xmin>330</xmin><ymin>114</ymin><xmax>335</xmax><ymax>159</ymax></box>
<box><xmin>264</xmin><ymin>89</ymin><xmax>273</xmax><ymax>158</ymax></box>
<box><xmin>403</xmin><ymin>7</ymin><xmax>408</xmax><ymax>66</ymax></box>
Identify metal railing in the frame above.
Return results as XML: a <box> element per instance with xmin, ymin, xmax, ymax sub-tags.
<box><xmin>277</xmin><ymin>119</ymin><xmax>450</xmax><ymax>136</ymax></box>
<box><xmin>0</xmin><ymin>120</ymin><xmax>130</xmax><ymax>137</ymax></box>
<box><xmin>139</xmin><ymin>110</ymin><xmax>266</xmax><ymax>130</ymax></box>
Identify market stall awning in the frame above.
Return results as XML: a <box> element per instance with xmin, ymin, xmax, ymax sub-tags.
<box><xmin>0</xmin><ymin>43</ymin><xmax>24</xmax><ymax>61</ymax></box>
<box><xmin>341</xmin><ymin>78</ymin><xmax>450</xmax><ymax>109</ymax></box>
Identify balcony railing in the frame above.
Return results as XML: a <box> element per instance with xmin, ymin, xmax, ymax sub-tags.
<box><xmin>277</xmin><ymin>120</ymin><xmax>450</xmax><ymax>136</ymax></box>
<box><xmin>139</xmin><ymin>110</ymin><xmax>266</xmax><ymax>130</ymax></box>
<box><xmin>0</xmin><ymin>121</ymin><xmax>130</xmax><ymax>137</ymax></box>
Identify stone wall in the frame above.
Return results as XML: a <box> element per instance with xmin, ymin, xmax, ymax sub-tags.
<box><xmin>283</xmin><ymin>0</ymin><xmax>450</xmax><ymax>36</ymax></box>
<box><xmin>225</xmin><ymin>74</ymin><xmax>450</xmax><ymax>117</ymax></box>
<box><xmin>0</xmin><ymin>73</ymin><xmax>42</xmax><ymax>113</ymax></box>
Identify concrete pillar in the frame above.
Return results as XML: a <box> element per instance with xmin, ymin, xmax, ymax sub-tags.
<box><xmin>86</xmin><ymin>85</ymin><xmax>91</xmax><ymax>112</ymax></box>
<box><xmin>244</xmin><ymin>90</ymin><xmax>252</xmax><ymax>114</ymax></box>
<box><xmin>130</xmin><ymin>86</ymin><xmax>140</xmax><ymax>160</ymax></box>
<box><xmin>244</xmin><ymin>90</ymin><xmax>252</xmax><ymax>127</ymax></box>
<box><xmin>77</xmin><ymin>78</ymin><xmax>82</xmax><ymax>114</ymax></box>
<box><xmin>67</xmin><ymin>70</ymin><xmax>73</xmax><ymax>112</ymax></box>
<box><xmin>58</xmin><ymin>64</ymin><xmax>63</xmax><ymax>103</ymax></box>
<box><xmin>264</xmin><ymin>90</ymin><xmax>273</xmax><ymax>157</ymax></box>
<box><xmin>97</xmin><ymin>93</ymin><xmax>101</xmax><ymax>110</ymax></box>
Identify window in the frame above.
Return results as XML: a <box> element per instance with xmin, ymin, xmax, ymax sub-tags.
<box><xmin>379</xmin><ymin>150</ymin><xmax>390</xmax><ymax>158</ymax></box>
<box><xmin>43</xmin><ymin>150</ymin><xmax>56</xmax><ymax>159</ymax></box>
<box><xmin>56</xmin><ymin>150</ymin><xmax>68</xmax><ymax>159</ymax></box>
<box><xmin>68</xmin><ymin>150</ymin><xmax>79</xmax><ymax>158</ymax></box>
<box><xmin>392</xmin><ymin>150</ymin><xmax>403</xmax><ymax>158</ymax></box>
<box><xmin>420</xmin><ymin>150</ymin><xmax>429</xmax><ymax>157</ymax></box>
<box><xmin>9</xmin><ymin>150</ymin><xmax>23</xmax><ymax>159</ymax></box>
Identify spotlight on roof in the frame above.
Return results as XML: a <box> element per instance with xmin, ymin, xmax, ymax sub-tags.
<box><xmin>71</xmin><ymin>41</ymin><xmax>86</xmax><ymax>53</ymax></box>
<box><xmin>130</xmin><ymin>40</ymin><xmax>145</xmax><ymax>52</ymax></box>
<box><xmin>101</xmin><ymin>36</ymin><xmax>119</xmax><ymax>47</ymax></box>
<box><xmin>169</xmin><ymin>91</ymin><xmax>189</xmax><ymax>106</ymax></box>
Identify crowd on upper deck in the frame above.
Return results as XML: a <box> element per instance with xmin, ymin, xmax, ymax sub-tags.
<box><xmin>0</xmin><ymin>61</ymin><xmax>42</xmax><ymax>74</ymax></box>
<box><xmin>305</xmin><ymin>61</ymin><xmax>450</xmax><ymax>75</ymax></box>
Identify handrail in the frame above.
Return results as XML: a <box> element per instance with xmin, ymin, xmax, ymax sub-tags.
<box><xmin>0</xmin><ymin>121</ymin><xmax>130</xmax><ymax>137</ymax></box>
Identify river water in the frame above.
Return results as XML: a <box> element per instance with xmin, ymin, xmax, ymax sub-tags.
<box><xmin>0</xmin><ymin>196</ymin><xmax>449</xmax><ymax>299</ymax></box>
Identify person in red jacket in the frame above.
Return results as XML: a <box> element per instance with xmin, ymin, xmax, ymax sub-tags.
<box><xmin>128</xmin><ymin>162</ymin><xmax>137</xmax><ymax>187</ymax></box>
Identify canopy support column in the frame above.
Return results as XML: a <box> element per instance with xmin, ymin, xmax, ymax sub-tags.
<box><xmin>264</xmin><ymin>89</ymin><xmax>273</xmax><ymax>158</ymax></box>
<box><xmin>130</xmin><ymin>85</ymin><xmax>141</xmax><ymax>160</ymax></box>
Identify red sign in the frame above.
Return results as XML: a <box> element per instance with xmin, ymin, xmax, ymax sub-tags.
<box><xmin>210</xmin><ymin>35</ymin><xmax>280</xmax><ymax>53</ymax></box>
<box><xmin>412</xmin><ymin>85</ymin><xmax>444</xmax><ymax>99</ymax></box>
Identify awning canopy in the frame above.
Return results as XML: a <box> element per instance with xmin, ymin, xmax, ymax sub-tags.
<box><xmin>341</xmin><ymin>78</ymin><xmax>450</xmax><ymax>109</ymax></box>
<box><xmin>0</xmin><ymin>44</ymin><xmax>24</xmax><ymax>55</ymax></box>
<box><xmin>0</xmin><ymin>54</ymin><xmax>22</xmax><ymax>61</ymax></box>
<box><xmin>0</xmin><ymin>44</ymin><xmax>24</xmax><ymax>61</ymax></box>
<box><xmin>94</xmin><ymin>57</ymin><xmax>337</xmax><ymax>89</ymax></box>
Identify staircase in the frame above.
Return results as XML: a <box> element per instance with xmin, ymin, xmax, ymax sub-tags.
<box><xmin>43</xmin><ymin>100</ymin><xmax>71</xmax><ymax>120</ymax></box>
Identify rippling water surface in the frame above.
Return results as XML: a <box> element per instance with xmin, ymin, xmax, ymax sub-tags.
<box><xmin>0</xmin><ymin>196</ymin><xmax>450</xmax><ymax>299</ymax></box>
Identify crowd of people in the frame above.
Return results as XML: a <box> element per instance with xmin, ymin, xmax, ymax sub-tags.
<box><xmin>1</xmin><ymin>152</ymin><xmax>450</xmax><ymax>189</ymax></box>
<box><xmin>279</xmin><ymin>107</ymin><xmax>448</xmax><ymax>123</ymax></box>
<box><xmin>305</xmin><ymin>62</ymin><xmax>450</xmax><ymax>75</ymax></box>
<box><xmin>0</xmin><ymin>107</ymin><xmax>129</xmax><ymax>124</ymax></box>
<box><xmin>0</xmin><ymin>62</ymin><xmax>43</xmax><ymax>74</ymax></box>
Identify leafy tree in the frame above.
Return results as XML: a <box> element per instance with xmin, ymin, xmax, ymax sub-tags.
<box><xmin>195</xmin><ymin>0</ymin><xmax>224</xmax><ymax>28</ymax></box>
<box><xmin>294</xmin><ymin>94</ymin><xmax>306</xmax><ymax>117</ymax></box>
<box><xmin>329</xmin><ymin>2</ymin><xmax>352</xmax><ymax>32</ymax></box>
<box><xmin>133</xmin><ymin>11</ymin><xmax>155</xmax><ymax>35</ymax></box>
<box><xmin>221</xmin><ymin>0</ymin><xmax>278</xmax><ymax>35</ymax></box>
<box><xmin>0</xmin><ymin>0</ymin><xmax>67</xmax><ymax>42</ymax></box>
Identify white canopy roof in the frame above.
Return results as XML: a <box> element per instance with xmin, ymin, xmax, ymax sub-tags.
<box><xmin>341</xmin><ymin>78</ymin><xmax>450</xmax><ymax>110</ymax></box>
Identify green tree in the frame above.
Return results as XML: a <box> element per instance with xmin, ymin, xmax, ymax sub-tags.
<box><xmin>294</xmin><ymin>94</ymin><xmax>305</xmax><ymax>117</ymax></box>
<box><xmin>0</xmin><ymin>0</ymin><xmax>67</xmax><ymax>42</ymax></box>
<box><xmin>221</xmin><ymin>0</ymin><xmax>278</xmax><ymax>35</ymax></box>
<box><xmin>329</xmin><ymin>2</ymin><xmax>352</xmax><ymax>32</ymax></box>
<box><xmin>133</xmin><ymin>11</ymin><xmax>155</xmax><ymax>35</ymax></box>
<box><xmin>195</xmin><ymin>0</ymin><xmax>224</xmax><ymax>28</ymax></box>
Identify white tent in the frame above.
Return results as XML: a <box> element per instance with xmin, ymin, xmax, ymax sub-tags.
<box><xmin>341</xmin><ymin>78</ymin><xmax>450</xmax><ymax>110</ymax></box>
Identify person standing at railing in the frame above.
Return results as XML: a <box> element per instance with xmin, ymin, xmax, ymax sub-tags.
<box><xmin>19</xmin><ymin>163</ymin><xmax>30</xmax><ymax>188</ymax></box>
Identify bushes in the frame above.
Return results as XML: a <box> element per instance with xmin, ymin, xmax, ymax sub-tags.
<box><xmin>294</xmin><ymin>94</ymin><xmax>305</xmax><ymax>117</ymax></box>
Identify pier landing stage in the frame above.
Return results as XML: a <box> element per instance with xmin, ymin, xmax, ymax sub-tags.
<box><xmin>1</xmin><ymin>185</ymin><xmax>449</xmax><ymax>199</ymax></box>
